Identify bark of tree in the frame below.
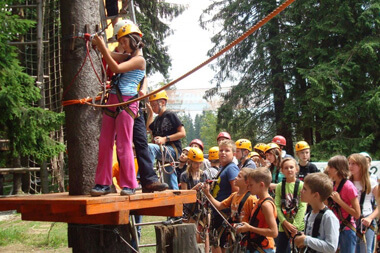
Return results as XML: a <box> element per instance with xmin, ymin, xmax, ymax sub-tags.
<box><xmin>60</xmin><ymin>1</ymin><xmax>133</xmax><ymax>252</ymax></box>
<box><xmin>267</xmin><ymin>3</ymin><xmax>294</xmax><ymax>156</ymax></box>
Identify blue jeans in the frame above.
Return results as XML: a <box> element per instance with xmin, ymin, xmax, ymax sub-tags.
<box><xmin>356</xmin><ymin>220</ymin><xmax>376</xmax><ymax>253</ymax></box>
<box><xmin>249</xmin><ymin>249</ymin><xmax>274</xmax><ymax>253</ymax></box>
<box><xmin>276</xmin><ymin>231</ymin><xmax>290</xmax><ymax>253</ymax></box>
<box><xmin>339</xmin><ymin>229</ymin><xmax>356</xmax><ymax>253</ymax></box>
<box><xmin>148</xmin><ymin>143</ymin><xmax>179</xmax><ymax>190</ymax></box>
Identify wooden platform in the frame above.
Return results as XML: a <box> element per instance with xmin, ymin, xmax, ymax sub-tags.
<box><xmin>0</xmin><ymin>190</ymin><xmax>196</xmax><ymax>225</ymax></box>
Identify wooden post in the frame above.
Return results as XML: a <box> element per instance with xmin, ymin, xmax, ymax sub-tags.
<box><xmin>60</xmin><ymin>0</ymin><xmax>134</xmax><ymax>252</ymax></box>
<box><xmin>155</xmin><ymin>224</ymin><xmax>201</xmax><ymax>253</ymax></box>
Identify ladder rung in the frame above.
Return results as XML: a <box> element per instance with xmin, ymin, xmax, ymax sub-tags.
<box><xmin>106</xmin><ymin>13</ymin><xmax>131</xmax><ymax>20</ymax></box>
<box><xmin>8</xmin><ymin>41</ymin><xmax>49</xmax><ymax>45</ymax></box>
<box><xmin>138</xmin><ymin>243</ymin><xmax>156</xmax><ymax>248</ymax></box>
<box><xmin>136</xmin><ymin>221</ymin><xmax>166</xmax><ymax>226</ymax></box>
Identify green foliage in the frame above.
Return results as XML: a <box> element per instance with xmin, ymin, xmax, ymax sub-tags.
<box><xmin>0</xmin><ymin>0</ymin><xmax>65</xmax><ymax>163</ymax></box>
<box><xmin>177</xmin><ymin>112</ymin><xmax>195</xmax><ymax>147</ymax></box>
<box><xmin>199</xmin><ymin>111</ymin><xmax>218</xmax><ymax>152</ymax></box>
<box><xmin>201</xmin><ymin>0</ymin><xmax>380</xmax><ymax>159</ymax></box>
<box><xmin>178</xmin><ymin>111</ymin><xmax>219</xmax><ymax>152</ymax></box>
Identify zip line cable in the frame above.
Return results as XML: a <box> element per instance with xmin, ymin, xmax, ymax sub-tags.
<box><xmin>62</xmin><ymin>0</ymin><xmax>295</xmax><ymax>107</ymax></box>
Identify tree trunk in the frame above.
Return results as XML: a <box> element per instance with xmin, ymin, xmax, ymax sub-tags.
<box><xmin>12</xmin><ymin>157</ymin><xmax>22</xmax><ymax>195</ymax></box>
<box><xmin>60</xmin><ymin>1</ymin><xmax>133</xmax><ymax>252</ymax></box>
<box><xmin>267</xmin><ymin>0</ymin><xmax>294</xmax><ymax>156</ymax></box>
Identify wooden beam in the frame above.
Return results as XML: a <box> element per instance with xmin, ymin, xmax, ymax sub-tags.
<box><xmin>0</xmin><ymin>167</ymin><xmax>40</xmax><ymax>173</ymax></box>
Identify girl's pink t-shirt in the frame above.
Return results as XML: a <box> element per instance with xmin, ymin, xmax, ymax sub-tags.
<box><xmin>333</xmin><ymin>179</ymin><xmax>358</xmax><ymax>229</ymax></box>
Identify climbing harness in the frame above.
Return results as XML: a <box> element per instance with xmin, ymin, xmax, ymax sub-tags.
<box><xmin>281</xmin><ymin>178</ymin><xmax>300</xmax><ymax>239</ymax></box>
<box><xmin>243</xmin><ymin>197</ymin><xmax>274</xmax><ymax>253</ymax></box>
<box><xmin>328</xmin><ymin>179</ymin><xmax>365</xmax><ymax>243</ymax></box>
<box><xmin>101</xmin><ymin>74</ymin><xmax>141</xmax><ymax>119</ymax></box>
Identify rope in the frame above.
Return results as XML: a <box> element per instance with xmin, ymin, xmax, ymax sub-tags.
<box><xmin>69</xmin><ymin>0</ymin><xmax>296</xmax><ymax>108</ymax></box>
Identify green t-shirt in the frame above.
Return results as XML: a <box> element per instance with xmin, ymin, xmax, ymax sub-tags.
<box><xmin>275</xmin><ymin>180</ymin><xmax>307</xmax><ymax>232</ymax></box>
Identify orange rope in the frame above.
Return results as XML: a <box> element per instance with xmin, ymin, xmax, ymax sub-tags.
<box><xmin>63</xmin><ymin>0</ymin><xmax>295</xmax><ymax>108</ymax></box>
<box><xmin>62</xmin><ymin>96</ymin><xmax>102</xmax><ymax>106</ymax></box>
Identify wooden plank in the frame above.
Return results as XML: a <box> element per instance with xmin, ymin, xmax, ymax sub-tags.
<box><xmin>22</xmin><ymin>210</ymin><xmax>130</xmax><ymax>225</ymax></box>
<box><xmin>134</xmin><ymin>203</ymin><xmax>183</xmax><ymax>217</ymax></box>
<box><xmin>0</xmin><ymin>190</ymin><xmax>196</xmax><ymax>225</ymax></box>
<box><xmin>86</xmin><ymin>190</ymin><xmax>196</xmax><ymax>215</ymax></box>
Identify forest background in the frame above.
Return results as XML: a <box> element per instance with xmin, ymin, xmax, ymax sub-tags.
<box><xmin>0</xmin><ymin>0</ymin><xmax>379</xmax><ymax>176</ymax></box>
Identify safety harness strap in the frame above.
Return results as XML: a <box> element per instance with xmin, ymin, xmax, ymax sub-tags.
<box><xmin>281</xmin><ymin>178</ymin><xmax>300</xmax><ymax>225</ymax></box>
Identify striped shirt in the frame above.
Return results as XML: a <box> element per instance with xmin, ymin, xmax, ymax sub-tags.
<box><xmin>110</xmin><ymin>69</ymin><xmax>145</xmax><ymax>96</ymax></box>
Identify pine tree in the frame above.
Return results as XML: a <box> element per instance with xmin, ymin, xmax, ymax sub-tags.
<box><xmin>0</xmin><ymin>0</ymin><xmax>65</xmax><ymax>166</ymax></box>
<box><xmin>201</xmin><ymin>0</ymin><xmax>380</xmax><ymax>159</ymax></box>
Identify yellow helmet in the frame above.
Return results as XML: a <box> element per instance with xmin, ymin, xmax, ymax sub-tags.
<box><xmin>149</xmin><ymin>90</ymin><xmax>168</xmax><ymax>102</ymax></box>
<box><xmin>113</xmin><ymin>19</ymin><xmax>135</xmax><ymax>38</ymax></box>
<box><xmin>264</xmin><ymin>143</ymin><xmax>280</xmax><ymax>153</ymax></box>
<box><xmin>248</xmin><ymin>151</ymin><xmax>260</xmax><ymax>158</ymax></box>
<box><xmin>188</xmin><ymin>147</ymin><xmax>204</xmax><ymax>162</ymax></box>
<box><xmin>235</xmin><ymin>139</ymin><xmax>252</xmax><ymax>151</ymax></box>
<box><xmin>295</xmin><ymin>141</ymin><xmax>310</xmax><ymax>152</ymax></box>
<box><xmin>117</xmin><ymin>23</ymin><xmax>143</xmax><ymax>40</ymax></box>
<box><xmin>254</xmin><ymin>143</ymin><xmax>267</xmax><ymax>153</ymax></box>
<box><xmin>208</xmin><ymin>146</ymin><xmax>219</xmax><ymax>160</ymax></box>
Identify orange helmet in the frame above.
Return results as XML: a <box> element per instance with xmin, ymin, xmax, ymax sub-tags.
<box><xmin>188</xmin><ymin>147</ymin><xmax>204</xmax><ymax>162</ymax></box>
<box><xmin>208</xmin><ymin>146</ymin><xmax>219</xmax><ymax>160</ymax></box>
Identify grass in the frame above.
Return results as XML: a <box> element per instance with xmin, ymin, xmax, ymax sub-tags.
<box><xmin>0</xmin><ymin>213</ymin><xmax>165</xmax><ymax>252</ymax></box>
<box><xmin>0</xmin><ymin>214</ymin><xmax>68</xmax><ymax>249</ymax></box>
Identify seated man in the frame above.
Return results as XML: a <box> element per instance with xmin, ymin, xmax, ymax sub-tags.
<box><xmin>146</xmin><ymin>90</ymin><xmax>186</xmax><ymax>190</ymax></box>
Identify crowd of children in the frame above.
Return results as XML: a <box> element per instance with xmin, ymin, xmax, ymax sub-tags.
<box><xmin>175</xmin><ymin>134</ymin><xmax>378</xmax><ymax>253</ymax></box>
<box><xmin>91</xmin><ymin>19</ymin><xmax>378</xmax><ymax>253</ymax></box>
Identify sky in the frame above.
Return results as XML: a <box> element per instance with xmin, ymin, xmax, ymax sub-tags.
<box><xmin>150</xmin><ymin>0</ymin><xmax>219</xmax><ymax>90</ymax></box>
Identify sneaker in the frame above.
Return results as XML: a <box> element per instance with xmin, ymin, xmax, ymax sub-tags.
<box><xmin>90</xmin><ymin>184</ymin><xmax>111</xmax><ymax>197</ymax></box>
<box><xmin>120</xmin><ymin>187</ymin><xmax>136</xmax><ymax>196</ymax></box>
<box><xmin>142</xmin><ymin>181</ymin><xmax>169</xmax><ymax>193</ymax></box>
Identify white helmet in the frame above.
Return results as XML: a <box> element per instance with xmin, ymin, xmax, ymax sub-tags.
<box><xmin>113</xmin><ymin>19</ymin><xmax>135</xmax><ymax>38</ymax></box>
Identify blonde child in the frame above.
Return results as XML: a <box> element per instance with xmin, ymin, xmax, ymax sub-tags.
<box><xmin>180</xmin><ymin>147</ymin><xmax>210</xmax><ymax>251</ymax></box>
<box><xmin>180</xmin><ymin>147</ymin><xmax>209</xmax><ymax>191</ymax></box>
<box><xmin>236</xmin><ymin>168</ymin><xmax>278</xmax><ymax>253</ymax></box>
<box><xmin>348</xmin><ymin>153</ymin><xmax>378</xmax><ymax>253</ymax></box>
<box><xmin>326</xmin><ymin>155</ymin><xmax>360</xmax><ymax>253</ymax></box>
<box><xmin>210</xmin><ymin>139</ymin><xmax>239</xmax><ymax>253</ymax></box>
<box><xmin>275</xmin><ymin>158</ymin><xmax>307</xmax><ymax>252</ymax></box>
<box><xmin>294</xmin><ymin>141</ymin><xmax>319</xmax><ymax>181</ymax></box>
<box><xmin>203</xmin><ymin>167</ymin><xmax>257</xmax><ymax>253</ymax></box>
